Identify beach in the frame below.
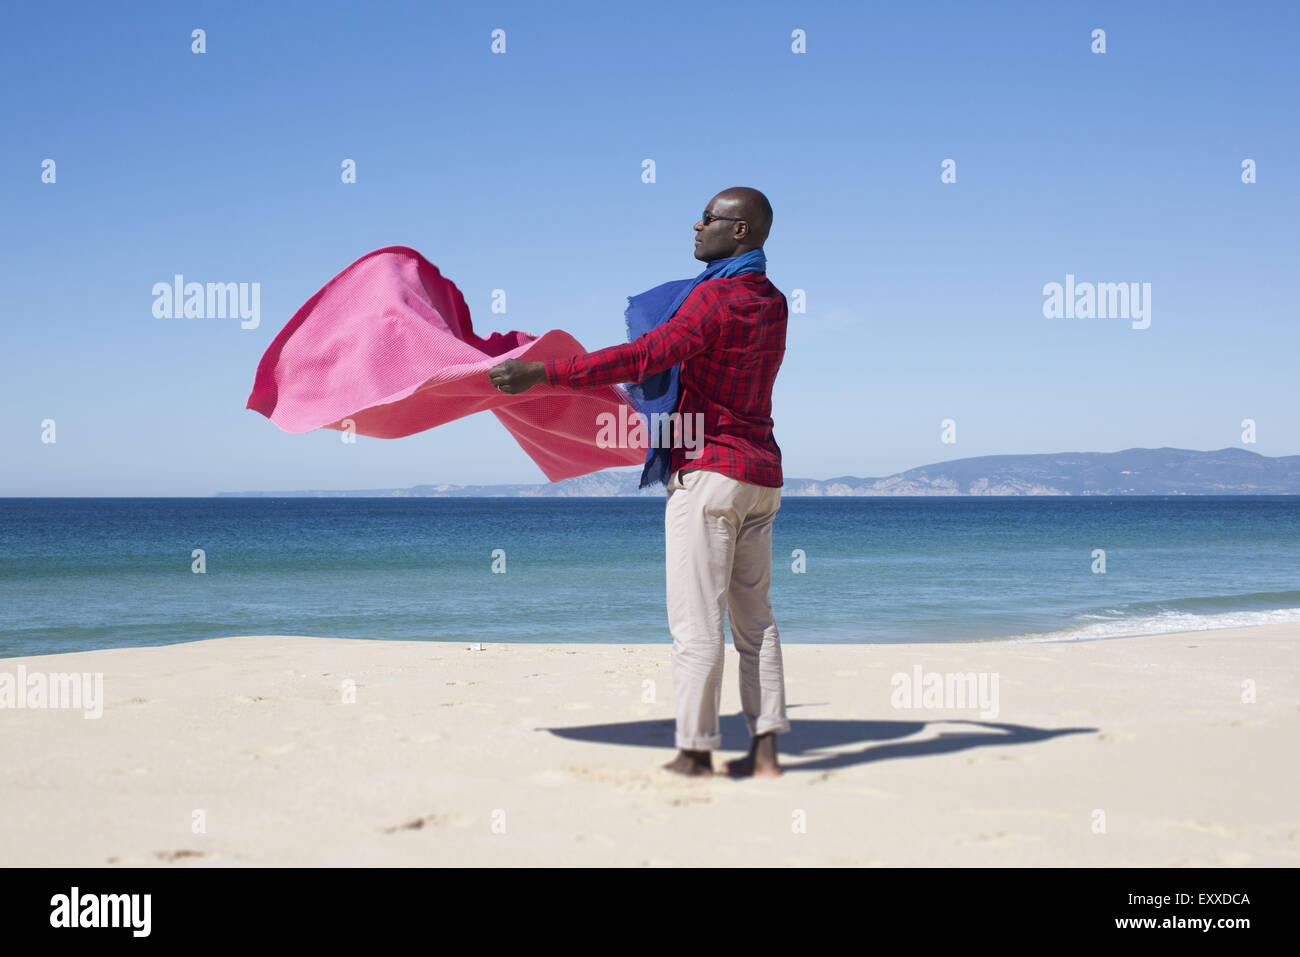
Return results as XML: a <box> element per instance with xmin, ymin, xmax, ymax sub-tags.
<box><xmin>1</xmin><ymin>623</ymin><xmax>1296</xmax><ymax>867</ymax></box>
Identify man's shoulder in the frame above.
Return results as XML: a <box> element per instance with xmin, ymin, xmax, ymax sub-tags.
<box><xmin>718</xmin><ymin>271</ymin><xmax>779</xmax><ymax>289</ymax></box>
<box><xmin>674</xmin><ymin>274</ymin><xmax>786</xmax><ymax>330</ymax></box>
<box><xmin>704</xmin><ymin>272</ymin><xmax>785</xmax><ymax>304</ymax></box>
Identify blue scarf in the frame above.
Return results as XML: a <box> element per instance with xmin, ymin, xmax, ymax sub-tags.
<box><xmin>621</xmin><ymin>247</ymin><xmax>767</xmax><ymax>489</ymax></box>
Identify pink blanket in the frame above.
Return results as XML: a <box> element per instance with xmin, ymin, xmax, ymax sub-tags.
<box><xmin>245</xmin><ymin>246</ymin><xmax>646</xmax><ymax>481</ymax></box>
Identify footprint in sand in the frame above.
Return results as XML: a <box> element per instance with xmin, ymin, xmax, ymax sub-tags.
<box><xmin>552</xmin><ymin>765</ymin><xmax>660</xmax><ymax>793</ymax></box>
<box><xmin>154</xmin><ymin>849</ymin><xmax>210</xmax><ymax>862</ymax></box>
<box><xmin>668</xmin><ymin>794</ymin><xmax>712</xmax><ymax>807</ymax></box>
<box><xmin>382</xmin><ymin>812</ymin><xmax>468</xmax><ymax>833</ymax></box>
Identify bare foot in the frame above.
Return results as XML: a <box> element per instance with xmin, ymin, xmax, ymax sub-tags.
<box><xmin>663</xmin><ymin>748</ymin><xmax>713</xmax><ymax>777</ymax></box>
<box><xmin>722</xmin><ymin>733</ymin><xmax>781</xmax><ymax>778</ymax></box>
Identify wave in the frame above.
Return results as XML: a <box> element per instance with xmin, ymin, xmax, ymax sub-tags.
<box><xmin>1006</xmin><ymin>591</ymin><xmax>1300</xmax><ymax>642</ymax></box>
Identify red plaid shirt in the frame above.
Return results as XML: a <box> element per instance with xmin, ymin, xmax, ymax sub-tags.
<box><xmin>544</xmin><ymin>272</ymin><xmax>786</xmax><ymax>487</ymax></box>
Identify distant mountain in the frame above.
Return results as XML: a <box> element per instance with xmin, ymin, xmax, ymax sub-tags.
<box><xmin>216</xmin><ymin>447</ymin><xmax>1300</xmax><ymax>496</ymax></box>
<box><xmin>809</xmin><ymin>446</ymin><xmax>1300</xmax><ymax>496</ymax></box>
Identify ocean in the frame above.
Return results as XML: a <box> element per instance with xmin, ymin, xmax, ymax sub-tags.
<box><xmin>1</xmin><ymin>496</ymin><xmax>1298</xmax><ymax>658</ymax></box>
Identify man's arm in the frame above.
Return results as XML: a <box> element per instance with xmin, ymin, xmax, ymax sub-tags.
<box><xmin>486</xmin><ymin>286</ymin><xmax>721</xmax><ymax>395</ymax></box>
<box><xmin>545</xmin><ymin>286</ymin><xmax>722</xmax><ymax>389</ymax></box>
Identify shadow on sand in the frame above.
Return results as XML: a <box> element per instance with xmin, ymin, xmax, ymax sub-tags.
<box><xmin>541</xmin><ymin>706</ymin><xmax>1097</xmax><ymax>773</ymax></box>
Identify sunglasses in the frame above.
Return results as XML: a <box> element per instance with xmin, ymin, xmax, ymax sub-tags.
<box><xmin>701</xmin><ymin>210</ymin><xmax>746</xmax><ymax>226</ymax></box>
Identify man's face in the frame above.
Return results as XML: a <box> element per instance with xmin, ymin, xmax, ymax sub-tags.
<box><xmin>693</xmin><ymin>197</ymin><xmax>745</xmax><ymax>262</ymax></box>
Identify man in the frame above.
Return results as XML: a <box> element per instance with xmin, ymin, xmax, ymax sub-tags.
<box><xmin>488</xmin><ymin>187</ymin><xmax>788</xmax><ymax>778</ymax></box>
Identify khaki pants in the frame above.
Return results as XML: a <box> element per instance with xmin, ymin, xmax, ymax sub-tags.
<box><xmin>665</xmin><ymin>467</ymin><xmax>788</xmax><ymax>751</ymax></box>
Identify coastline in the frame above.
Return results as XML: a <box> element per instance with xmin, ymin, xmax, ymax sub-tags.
<box><xmin>2</xmin><ymin>622</ymin><xmax>1296</xmax><ymax>866</ymax></box>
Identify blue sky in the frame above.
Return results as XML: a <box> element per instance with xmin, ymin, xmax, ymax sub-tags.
<box><xmin>2</xmin><ymin>0</ymin><xmax>1296</xmax><ymax>495</ymax></box>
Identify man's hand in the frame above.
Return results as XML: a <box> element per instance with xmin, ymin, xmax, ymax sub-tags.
<box><xmin>488</xmin><ymin>358</ymin><xmax>547</xmax><ymax>395</ymax></box>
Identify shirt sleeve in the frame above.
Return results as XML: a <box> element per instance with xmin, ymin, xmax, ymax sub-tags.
<box><xmin>545</xmin><ymin>285</ymin><xmax>722</xmax><ymax>389</ymax></box>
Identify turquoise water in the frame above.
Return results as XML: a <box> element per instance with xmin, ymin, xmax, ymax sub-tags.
<box><xmin>1</xmin><ymin>496</ymin><xmax>1298</xmax><ymax>657</ymax></box>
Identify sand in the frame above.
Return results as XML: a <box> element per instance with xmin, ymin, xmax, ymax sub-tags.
<box><xmin>1</xmin><ymin>623</ymin><xmax>1296</xmax><ymax>866</ymax></box>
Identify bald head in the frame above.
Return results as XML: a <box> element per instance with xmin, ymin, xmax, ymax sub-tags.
<box><xmin>693</xmin><ymin>186</ymin><xmax>773</xmax><ymax>262</ymax></box>
<box><xmin>713</xmin><ymin>187</ymin><xmax>773</xmax><ymax>247</ymax></box>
